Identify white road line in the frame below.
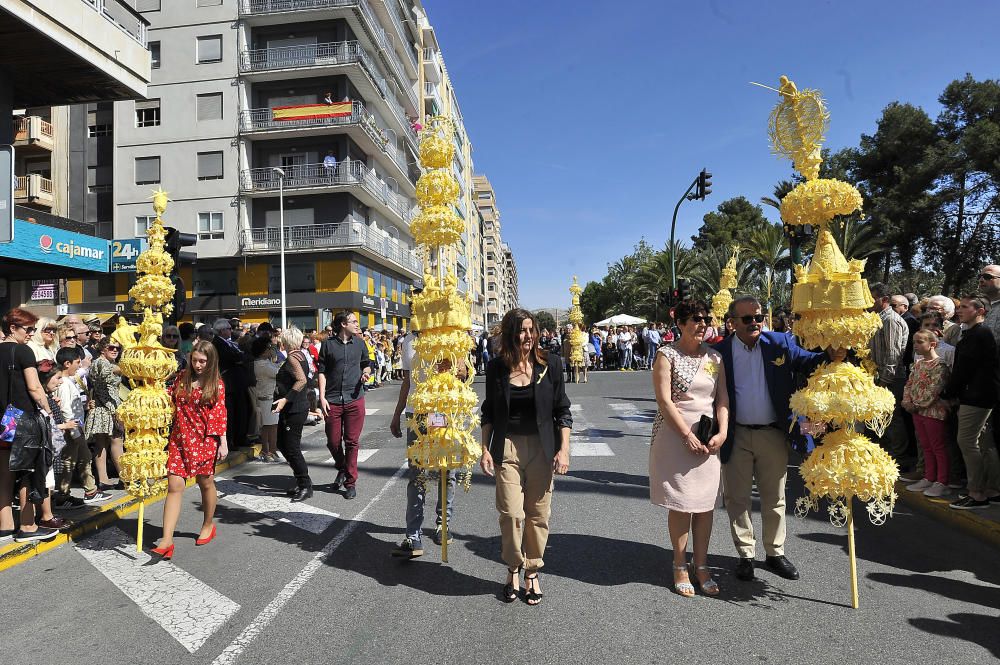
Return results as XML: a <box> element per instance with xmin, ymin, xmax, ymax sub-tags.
<box><xmin>317</xmin><ymin>448</ymin><xmax>379</xmax><ymax>466</ymax></box>
<box><xmin>211</xmin><ymin>461</ymin><xmax>408</xmax><ymax>665</ymax></box>
<box><xmin>366</xmin><ymin>408</ymin><xmax>379</xmax><ymax>416</ymax></box>
<box><xmin>609</xmin><ymin>402</ymin><xmax>655</xmax><ymax>435</ymax></box>
<box><xmin>75</xmin><ymin>527</ymin><xmax>240</xmax><ymax>654</ymax></box>
<box><xmin>569</xmin><ymin>404</ymin><xmax>614</xmax><ymax>456</ymax></box>
<box><xmin>216</xmin><ymin>480</ymin><xmax>339</xmax><ymax>534</ymax></box>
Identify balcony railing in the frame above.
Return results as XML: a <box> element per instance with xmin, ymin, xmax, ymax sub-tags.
<box><xmin>14</xmin><ymin>174</ymin><xmax>55</xmax><ymax>206</ymax></box>
<box><xmin>240</xmin><ymin>161</ymin><xmax>412</xmax><ymax>221</ymax></box>
<box><xmin>374</xmin><ymin>0</ymin><xmax>417</xmax><ymax>73</ymax></box>
<box><xmin>82</xmin><ymin>0</ymin><xmax>149</xmax><ymax>46</ymax></box>
<box><xmin>13</xmin><ymin>116</ymin><xmax>55</xmax><ymax>148</ymax></box>
<box><xmin>238</xmin><ymin>0</ymin><xmax>417</xmax><ymax>110</ymax></box>
<box><xmin>241</xmin><ymin>221</ymin><xmax>421</xmax><ymax>274</ymax></box>
<box><xmin>240</xmin><ymin>39</ymin><xmax>370</xmax><ymax>73</ymax></box>
<box><xmin>239</xmin><ymin>101</ymin><xmax>407</xmax><ymax>175</ymax></box>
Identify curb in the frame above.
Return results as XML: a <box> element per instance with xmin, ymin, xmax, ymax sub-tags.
<box><xmin>895</xmin><ymin>480</ymin><xmax>1000</xmax><ymax>551</ymax></box>
<box><xmin>0</xmin><ymin>444</ymin><xmax>262</xmax><ymax>573</ymax></box>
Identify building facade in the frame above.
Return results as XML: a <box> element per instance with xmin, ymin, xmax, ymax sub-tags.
<box><xmin>472</xmin><ymin>173</ymin><xmax>518</xmax><ymax>327</ymax></box>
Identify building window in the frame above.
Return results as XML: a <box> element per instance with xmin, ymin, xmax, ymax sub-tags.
<box><xmin>197</xmin><ymin>212</ymin><xmax>223</xmax><ymax>240</ymax></box>
<box><xmin>193</xmin><ymin>268</ymin><xmax>236</xmax><ymax>296</ymax></box>
<box><xmin>197</xmin><ymin>0</ymin><xmax>222</xmax><ymax>5</ymax></box>
<box><xmin>197</xmin><ymin>151</ymin><xmax>224</xmax><ymax>180</ymax></box>
<box><xmin>135</xmin><ymin>99</ymin><xmax>161</xmax><ymax>127</ymax></box>
<box><xmin>356</xmin><ymin>263</ymin><xmax>368</xmax><ymax>294</ymax></box>
<box><xmin>87</xmin><ymin>124</ymin><xmax>112</xmax><ymax>137</ymax></box>
<box><xmin>269</xmin><ymin>263</ymin><xmax>315</xmax><ymax>294</ymax></box>
<box><xmin>135</xmin><ymin>156</ymin><xmax>160</xmax><ymax>185</ymax></box>
<box><xmin>150</xmin><ymin>41</ymin><xmax>161</xmax><ymax>69</ymax></box>
<box><xmin>477</xmin><ymin>192</ymin><xmax>491</xmax><ymax>200</ymax></box>
<box><xmin>135</xmin><ymin>215</ymin><xmax>155</xmax><ymax>237</ymax></box>
<box><xmin>197</xmin><ymin>35</ymin><xmax>223</xmax><ymax>64</ymax></box>
<box><xmin>196</xmin><ymin>92</ymin><xmax>223</xmax><ymax>121</ymax></box>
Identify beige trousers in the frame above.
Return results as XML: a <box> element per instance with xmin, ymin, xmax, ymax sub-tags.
<box><xmin>496</xmin><ymin>433</ymin><xmax>554</xmax><ymax>574</ymax></box>
<box><xmin>722</xmin><ymin>425</ymin><xmax>788</xmax><ymax>559</ymax></box>
<box><xmin>956</xmin><ymin>405</ymin><xmax>999</xmax><ymax>494</ymax></box>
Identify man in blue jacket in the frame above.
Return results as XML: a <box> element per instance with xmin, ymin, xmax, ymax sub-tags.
<box><xmin>714</xmin><ymin>297</ymin><xmax>826</xmax><ymax>582</ymax></box>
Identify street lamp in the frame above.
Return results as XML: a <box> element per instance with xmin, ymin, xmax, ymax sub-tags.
<box><xmin>271</xmin><ymin>166</ymin><xmax>287</xmax><ymax>329</ymax></box>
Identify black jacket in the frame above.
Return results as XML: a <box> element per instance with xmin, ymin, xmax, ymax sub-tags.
<box><xmin>480</xmin><ymin>353</ymin><xmax>573</xmax><ymax>463</ymax></box>
<box><xmin>943</xmin><ymin>323</ymin><xmax>1000</xmax><ymax>408</ymax></box>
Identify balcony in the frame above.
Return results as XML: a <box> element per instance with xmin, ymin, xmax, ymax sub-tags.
<box><xmin>237</xmin><ymin>0</ymin><xmax>418</xmax><ymax>111</ymax></box>
<box><xmin>421</xmin><ymin>47</ymin><xmax>441</xmax><ymax>83</ymax></box>
<box><xmin>241</xmin><ymin>221</ymin><xmax>421</xmax><ymax>276</ymax></box>
<box><xmin>240</xmin><ymin>161</ymin><xmax>413</xmax><ymax>223</ymax></box>
<box><xmin>82</xmin><ymin>0</ymin><xmax>148</xmax><ymax>46</ymax></box>
<box><xmin>14</xmin><ymin>174</ymin><xmax>55</xmax><ymax>208</ymax></box>
<box><xmin>13</xmin><ymin>116</ymin><xmax>54</xmax><ymax>154</ymax></box>
<box><xmin>423</xmin><ymin>81</ymin><xmax>442</xmax><ymax>113</ymax></box>
<box><xmin>239</xmin><ymin>101</ymin><xmax>409</xmax><ymax>182</ymax></box>
<box><xmin>371</xmin><ymin>0</ymin><xmax>418</xmax><ymax>75</ymax></box>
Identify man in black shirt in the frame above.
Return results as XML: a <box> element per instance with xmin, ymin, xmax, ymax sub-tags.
<box><xmin>317</xmin><ymin>311</ymin><xmax>371</xmax><ymax>499</ymax></box>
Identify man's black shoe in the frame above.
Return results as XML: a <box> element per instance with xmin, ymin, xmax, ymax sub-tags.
<box><xmin>765</xmin><ymin>555</ymin><xmax>800</xmax><ymax>580</ymax></box>
<box><xmin>290</xmin><ymin>485</ymin><xmax>313</xmax><ymax>502</ymax></box>
<box><xmin>333</xmin><ymin>471</ymin><xmax>347</xmax><ymax>490</ymax></box>
<box><xmin>344</xmin><ymin>486</ymin><xmax>357</xmax><ymax>500</ymax></box>
<box><xmin>735</xmin><ymin>557</ymin><xmax>755</xmax><ymax>581</ymax></box>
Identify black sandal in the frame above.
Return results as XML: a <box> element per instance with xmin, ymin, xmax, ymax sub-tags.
<box><xmin>524</xmin><ymin>573</ymin><xmax>543</xmax><ymax>606</ymax></box>
<box><xmin>502</xmin><ymin>567</ymin><xmax>521</xmax><ymax>603</ymax></box>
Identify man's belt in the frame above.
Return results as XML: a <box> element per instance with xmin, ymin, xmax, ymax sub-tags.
<box><xmin>736</xmin><ymin>422</ymin><xmax>779</xmax><ymax>430</ymax></box>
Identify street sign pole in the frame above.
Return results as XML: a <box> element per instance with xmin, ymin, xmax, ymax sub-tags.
<box><xmin>0</xmin><ymin>145</ymin><xmax>14</xmax><ymax>243</ymax></box>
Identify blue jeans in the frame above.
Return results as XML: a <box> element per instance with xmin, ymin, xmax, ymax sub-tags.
<box><xmin>646</xmin><ymin>345</ymin><xmax>657</xmax><ymax>369</ymax></box>
<box><xmin>405</xmin><ymin>424</ymin><xmax>455</xmax><ymax>544</ymax></box>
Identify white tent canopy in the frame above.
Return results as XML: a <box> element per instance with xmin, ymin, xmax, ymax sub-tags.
<box><xmin>594</xmin><ymin>314</ymin><xmax>647</xmax><ymax>327</ymax></box>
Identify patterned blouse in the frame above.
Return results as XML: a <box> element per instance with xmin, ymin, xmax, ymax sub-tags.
<box><xmin>902</xmin><ymin>357</ymin><xmax>951</xmax><ymax>421</ymax></box>
<box><xmin>84</xmin><ymin>356</ymin><xmax>122</xmax><ymax>438</ymax></box>
<box><xmin>658</xmin><ymin>343</ymin><xmax>722</xmax><ymax>402</ymax></box>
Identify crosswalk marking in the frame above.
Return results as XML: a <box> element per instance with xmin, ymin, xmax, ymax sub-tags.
<box><xmin>366</xmin><ymin>408</ymin><xmax>378</xmax><ymax>416</ymax></box>
<box><xmin>216</xmin><ymin>479</ymin><xmax>339</xmax><ymax>534</ymax></box>
<box><xmin>569</xmin><ymin>404</ymin><xmax>614</xmax><ymax>456</ymax></box>
<box><xmin>609</xmin><ymin>402</ymin><xmax>655</xmax><ymax>436</ymax></box>
<box><xmin>317</xmin><ymin>448</ymin><xmax>379</xmax><ymax>466</ymax></box>
<box><xmin>75</xmin><ymin>527</ymin><xmax>240</xmax><ymax>654</ymax></box>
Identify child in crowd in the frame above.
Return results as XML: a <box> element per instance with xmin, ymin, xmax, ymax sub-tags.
<box><xmin>919</xmin><ymin>311</ymin><xmax>955</xmax><ymax>368</ymax></box>
<box><xmin>902</xmin><ymin>330</ymin><xmax>952</xmax><ymax>498</ymax></box>
<box><xmin>51</xmin><ymin>349</ymin><xmax>111</xmax><ymax>507</ymax></box>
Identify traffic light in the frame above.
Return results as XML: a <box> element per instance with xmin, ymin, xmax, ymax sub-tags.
<box><xmin>676</xmin><ymin>278</ymin><xmax>691</xmax><ymax>303</ymax></box>
<box><xmin>696</xmin><ymin>169</ymin><xmax>713</xmax><ymax>200</ymax></box>
<box><xmin>163</xmin><ymin>227</ymin><xmax>197</xmax><ymax>325</ymax></box>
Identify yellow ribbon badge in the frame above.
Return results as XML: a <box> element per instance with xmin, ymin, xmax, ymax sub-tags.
<box><xmin>772</xmin><ymin>355</ymin><xmax>786</xmax><ymax>367</ymax></box>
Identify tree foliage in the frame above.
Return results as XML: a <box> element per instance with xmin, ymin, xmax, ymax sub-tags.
<box><xmin>690</xmin><ymin>197</ymin><xmax>771</xmax><ymax>251</ymax></box>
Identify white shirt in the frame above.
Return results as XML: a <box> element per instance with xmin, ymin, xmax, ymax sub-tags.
<box><xmin>399</xmin><ymin>333</ymin><xmax>424</xmax><ymax>415</ymax></box>
<box><xmin>730</xmin><ymin>336</ymin><xmax>777</xmax><ymax>425</ymax></box>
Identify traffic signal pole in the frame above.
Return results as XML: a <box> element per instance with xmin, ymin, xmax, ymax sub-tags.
<box><xmin>669</xmin><ymin>168</ymin><xmax>711</xmax><ymax>290</ymax></box>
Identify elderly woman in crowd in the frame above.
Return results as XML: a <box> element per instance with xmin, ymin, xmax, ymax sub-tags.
<box><xmin>480</xmin><ymin>308</ymin><xmax>572</xmax><ymax>605</ymax></box>
<box><xmin>649</xmin><ymin>300</ymin><xmax>729</xmax><ymax>597</ymax></box>
<box><xmin>28</xmin><ymin>317</ymin><xmax>59</xmax><ymax>363</ymax></box>
<box><xmin>925</xmin><ymin>295</ymin><xmax>960</xmax><ymax>346</ymax></box>
<box><xmin>0</xmin><ymin>308</ymin><xmax>60</xmax><ymax>543</ymax></box>
<box><xmin>252</xmin><ymin>335</ymin><xmax>281</xmax><ymax>463</ymax></box>
<box><xmin>85</xmin><ymin>337</ymin><xmax>125</xmax><ymax>490</ymax></box>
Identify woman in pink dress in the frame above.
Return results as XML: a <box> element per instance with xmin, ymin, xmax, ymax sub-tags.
<box><xmin>153</xmin><ymin>340</ymin><xmax>228</xmax><ymax>559</ymax></box>
<box><xmin>649</xmin><ymin>300</ymin><xmax>729</xmax><ymax>597</ymax></box>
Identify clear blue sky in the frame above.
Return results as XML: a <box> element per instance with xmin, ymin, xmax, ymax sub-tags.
<box><xmin>425</xmin><ymin>0</ymin><xmax>1000</xmax><ymax>310</ymax></box>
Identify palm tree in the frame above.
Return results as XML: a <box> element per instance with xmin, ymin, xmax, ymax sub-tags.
<box><xmin>688</xmin><ymin>245</ymin><xmax>759</xmax><ymax>302</ymax></box>
<box><xmin>760</xmin><ymin>179</ymin><xmax>796</xmax><ymax>212</ymax></box>
<box><xmin>829</xmin><ymin>216</ymin><xmax>887</xmax><ymax>261</ymax></box>
<box><xmin>745</xmin><ymin>223</ymin><xmax>791</xmax><ymax>311</ymax></box>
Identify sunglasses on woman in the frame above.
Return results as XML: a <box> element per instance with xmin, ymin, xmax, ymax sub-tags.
<box><xmin>690</xmin><ymin>316</ymin><xmax>714</xmax><ymax>324</ymax></box>
<box><xmin>43</xmin><ymin>327</ymin><xmax>57</xmax><ymax>333</ymax></box>
<box><xmin>163</xmin><ymin>334</ymin><xmax>180</xmax><ymax>339</ymax></box>
<box><xmin>64</xmin><ymin>335</ymin><xmax>77</xmax><ymax>340</ymax></box>
<box><xmin>107</xmin><ymin>345</ymin><xmax>121</xmax><ymax>351</ymax></box>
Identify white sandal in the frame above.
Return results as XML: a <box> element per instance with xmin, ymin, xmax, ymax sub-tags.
<box><xmin>692</xmin><ymin>564</ymin><xmax>720</xmax><ymax>596</ymax></box>
<box><xmin>673</xmin><ymin>564</ymin><xmax>695</xmax><ymax>597</ymax></box>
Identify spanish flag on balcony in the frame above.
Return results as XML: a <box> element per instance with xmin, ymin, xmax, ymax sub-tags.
<box><xmin>272</xmin><ymin>101</ymin><xmax>352</xmax><ymax>122</ymax></box>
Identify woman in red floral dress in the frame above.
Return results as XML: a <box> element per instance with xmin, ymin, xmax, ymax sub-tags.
<box><xmin>153</xmin><ymin>340</ymin><xmax>228</xmax><ymax>559</ymax></box>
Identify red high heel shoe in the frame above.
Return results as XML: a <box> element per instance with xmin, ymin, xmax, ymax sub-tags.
<box><xmin>151</xmin><ymin>543</ymin><xmax>174</xmax><ymax>560</ymax></box>
<box><xmin>195</xmin><ymin>524</ymin><xmax>217</xmax><ymax>546</ymax></box>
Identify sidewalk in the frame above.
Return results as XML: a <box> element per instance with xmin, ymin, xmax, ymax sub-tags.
<box><xmin>894</xmin><ymin>479</ymin><xmax>1000</xmax><ymax>551</ymax></box>
<box><xmin>0</xmin><ymin>444</ymin><xmax>262</xmax><ymax>573</ymax></box>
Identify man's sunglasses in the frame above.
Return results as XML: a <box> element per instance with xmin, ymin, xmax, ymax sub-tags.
<box><xmin>739</xmin><ymin>314</ymin><xmax>767</xmax><ymax>324</ymax></box>
<box><xmin>979</xmin><ymin>273</ymin><xmax>999</xmax><ymax>281</ymax></box>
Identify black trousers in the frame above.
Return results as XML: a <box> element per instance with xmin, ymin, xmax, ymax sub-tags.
<box><xmin>278</xmin><ymin>409</ymin><xmax>309</xmax><ymax>484</ymax></box>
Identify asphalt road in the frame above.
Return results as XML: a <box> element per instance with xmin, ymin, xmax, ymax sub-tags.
<box><xmin>3</xmin><ymin>370</ymin><xmax>998</xmax><ymax>664</ymax></box>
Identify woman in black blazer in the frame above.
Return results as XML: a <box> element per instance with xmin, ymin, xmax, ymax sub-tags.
<box><xmin>480</xmin><ymin>308</ymin><xmax>572</xmax><ymax>605</ymax></box>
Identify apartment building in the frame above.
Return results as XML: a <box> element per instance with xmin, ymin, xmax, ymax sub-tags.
<box><xmin>1</xmin><ymin>0</ymin><xmax>150</xmax><ymax>317</ymax></box>
<box><xmin>63</xmin><ymin>0</ymin><xmax>488</xmax><ymax>332</ymax></box>
<box><xmin>472</xmin><ymin>173</ymin><xmax>517</xmax><ymax>326</ymax></box>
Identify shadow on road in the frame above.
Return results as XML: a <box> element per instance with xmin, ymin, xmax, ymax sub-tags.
<box><xmin>909</xmin><ymin>613</ymin><xmax>1000</xmax><ymax>658</ymax></box>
